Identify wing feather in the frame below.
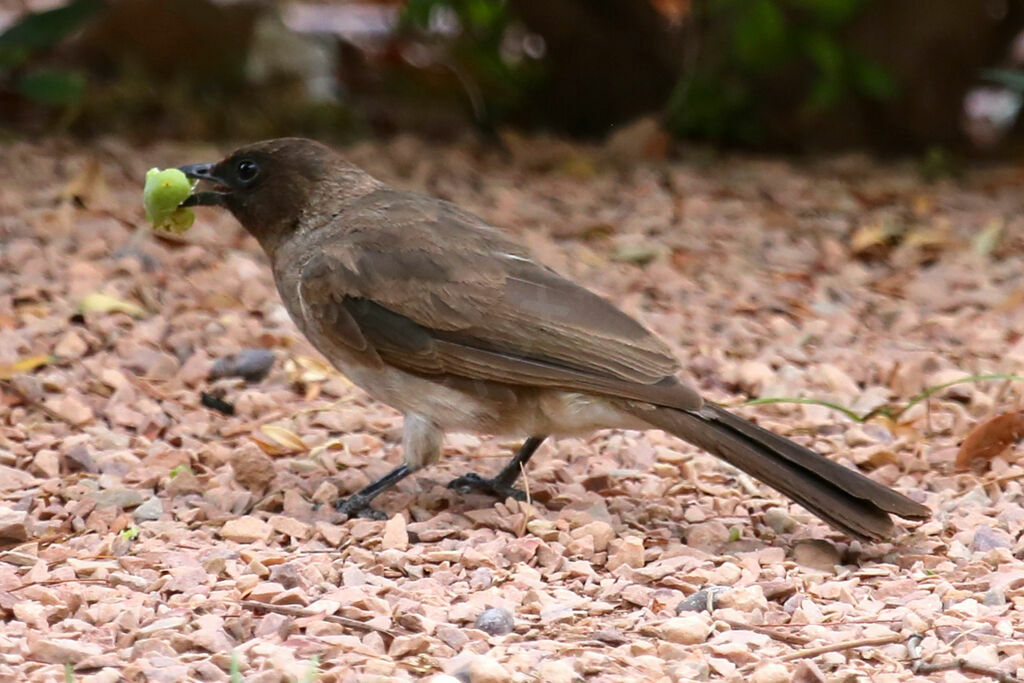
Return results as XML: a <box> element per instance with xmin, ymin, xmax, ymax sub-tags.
<box><xmin>295</xmin><ymin>190</ymin><xmax>701</xmax><ymax>411</ymax></box>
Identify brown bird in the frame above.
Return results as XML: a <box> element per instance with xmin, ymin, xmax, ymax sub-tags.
<box><xmin>179</xmin><ymin>137</ymin><xmax>930</xmax><ymax>540</ymax></box>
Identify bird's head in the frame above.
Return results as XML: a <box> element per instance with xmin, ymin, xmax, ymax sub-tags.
<box><xmin>179</xmin><ymin>137</ymin><xmax>377</xmax><ymax>253</ymax></box>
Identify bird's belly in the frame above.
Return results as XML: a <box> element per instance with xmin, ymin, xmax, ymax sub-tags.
<box><xmin>309</xmin><ymin>342</ymin><xmax>649</xmax><ymax>438</ymax></box>
<box><xmin>291</xmin><ymin>301</ymin><xmax>649</xmax><ymax>436</ymax></box>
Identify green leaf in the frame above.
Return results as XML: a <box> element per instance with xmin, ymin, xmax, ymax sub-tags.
<box><xmin>0</xmin><ymin>0</ymin><xmax>104</xmax><ymax>69</ymax></box>
<box><xmin>800</xmin><ymin>30</ymin><xmax>856</xmax><ymax>110</ymax></box>
<box><xmin>789</xmin><ymin>0</ymin><xmax>865</xmax><ymax>26</ymax></box>
<box><xmin>230</xmin><ymin>652</ymin><xmax>243</xmax><ymax>683</ymax></box>
<box><xmin>732</xmin><ymin>0</ymin><xmax>788</xmax><ymax>69</ymax></box>
<box><xmin>850</xmin><ymin>54</ymin><xmax>897</xmax><ymax>100</ymax></box>
<box><xmin>400</xmin><ymin>0</ymin><xmax>437</xmax><ymax>28</ymax></box>
<box><xmin>169</xmin><ymin>464</ymin><xmax>194</xmax><ymax>479</ymax></box>
<box><xmin>465</xmin><ymin>0</ymin><xmax>505</xmax><ymax>30</ymax></box>
<box><xmin>17</xmin><ymin>67</ymin><xmax>86</xmax><ymax>106</ymax></box>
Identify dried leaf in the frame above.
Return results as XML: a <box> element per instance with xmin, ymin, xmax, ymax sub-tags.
<box><xmin>255</xmin><ymin>424</ymin><xmax>308</xmax><ymax>455</ymax></box>
<box><xmin>284</xmin><ymin>355</ymin><xmax>341</xmax><ymax>384</ymax></box>
<box><xmin>0</xmin><ymin>355</ymin><xmax>55</xmax><ymax>380</ymax></box>
<box><xmin>955</xmin><ymin>411</ymin><xmax>1024</xmax><ymax>469</ymax></box>
<box><xmin>61</xmin><ymin>157</ymin><xmax>108</xmax><ymax>207</ymax></box>
<box><xmin>971</xmin><ymin>218</ymin><xmax>1003</xmax><ymax>257</ymax></box>
<box><xmin>850</xmin><ymin>220</ymin><xmax>900</xmax><ymax>254</ymax></box>
<box><xmin>903</xmin><ymin>224</ymin><xmax>954</xmax><ymax>250</ymax></box>
<box><xmin>614</xmin><ymin>242</ymin><xmax>662</xmax><ymax>265</ymax></box>
<box><xmin>79</xmin><ymin>293</ymin><xmax>147</xmax><ymax>318</ymax></box>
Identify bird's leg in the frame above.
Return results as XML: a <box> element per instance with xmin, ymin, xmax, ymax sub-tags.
<box><xmin>447</xmin><ymin>435</ymin><xmax>546</xmax><ymax>502</ymax></box>
<box><xmin>335</xmin><ymin>464</ymin><xmax>413</xmax><ymax>520</ymax></box>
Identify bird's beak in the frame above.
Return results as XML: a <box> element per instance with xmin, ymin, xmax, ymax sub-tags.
<box><xmin>178</xmin><ymin>162</ymin><xmax>229</xmax><ymax>207</ymax></box>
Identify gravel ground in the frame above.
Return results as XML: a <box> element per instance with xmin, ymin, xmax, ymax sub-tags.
<box><xmin>1</xmin><ymin>134</ymin><xmax>1023</xmax><ymax>682</ymax></box>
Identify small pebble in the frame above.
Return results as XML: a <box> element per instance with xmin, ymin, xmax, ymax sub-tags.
<box><xmin>133</xmin><ymin>496</ymin><xmax>163</xmax><ymax>522</ymax></box>
<box><xmin>983</xmin><ymin>587</ymin><xmax>1006</xmax><ymax>606</ymax></box>
<box><xmin>0</xmin><ymin>509</ymin><xmax>29</xmax><ymax>541</ymax></box>
<box><xmin>763</xmin><ymin>507</ymin><xmax>798</xmax><ymax>534</ymax></box>
<box><xmin>971</xmin><ymin>525</ymin><xmax>1011</xmax><ymax>552</ymax></box>
<box><xmin>792</xmin><ymin>539</ymin><xmax>840</xmax><ymax>571</ymax></box>
<box><xmin>94</xmin><ymin>488</ymin><xmax>145</xmax><ymax>509</ymax></box>
<box><xmin>220</xmin><ymin>516</ymin><xmax>272</xmax><ymax>543</ymax></box>
<box><xmin>65</xmin><ymin>444</ymin><xmax>99</xmax><ymax>473</ymax></box>
<box><xmin>474</xmin><ymin>607</ymin><xmax>514</xmax><ymax>636</ymax></box>
<box><xmin>466</xmin><ymin>656</ymin><xmax>509</xmax><ymax>683</ymax></box>
<box><xmin>792</xmin><ymin>660</ymin><xmax>827</xmax><ymax>683</ymax></box>
<box><xmin>607</xmin><ymin>536</ymin><xmax>645</xmax><ymax>570</ymax></box>
<box><xmin>536</xmin><ymin>659</ymin><xmax>575</xmax><ymax>683</ymax></box>
<box><xmin>382</xmin><ymin>514</ymin><xmax>409</xmax><ymax>551</ymax></box>
<box><xmin>751</xmin><ymin>662</ymin><xmax>790</xmax><ymax>683</ymax></box>
<box><xmin>659</xmin><ymin>614</ymin><xmax>711</xmax><ymax>644</ymax></box>
<box><xmin>717</xmin><ymin>585</ymin><xmax>768</xmax><ymax>612</ymax></box>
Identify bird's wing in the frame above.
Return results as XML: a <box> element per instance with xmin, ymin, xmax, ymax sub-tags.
<box><xmin>296</xmin><ymin>190</ymin><xmax>702</xmax><ymax>411</ymax></box>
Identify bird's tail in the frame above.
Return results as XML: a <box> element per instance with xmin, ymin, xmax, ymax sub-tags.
<box><xmin>623</xmin><ymin>402</ymin><xmax>930</xmax><ymax>540</ymax></box>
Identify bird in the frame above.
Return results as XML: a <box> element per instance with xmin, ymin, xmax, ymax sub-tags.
<box><xmin>178</xmin><ymin>137</ymin><xmax>930</xmax><ymax>540</ymax></box>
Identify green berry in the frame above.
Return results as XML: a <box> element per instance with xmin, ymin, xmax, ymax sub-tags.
<box><xmin>144</xmin><ymin>167</ymin><xmax>195</xmax><ymax>233</ymax></box>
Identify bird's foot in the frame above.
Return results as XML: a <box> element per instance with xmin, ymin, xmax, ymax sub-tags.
<box><xmin>447</xmin><ymin>472</ymin><xmax>527</xmax><ymax>502</ymax></box>
<box><xmin>334</xmin><ymin>494</ymin><xmax>387</xmax><ymax>520</ymax></box>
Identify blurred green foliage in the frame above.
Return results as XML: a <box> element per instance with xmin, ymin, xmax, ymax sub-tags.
<box><xmin>0</xmin><ymin>0</ymin><xmax>354</xmax><ymax>141</ymax></box>
<box><xmin>0</xmin><ymin>0</ymin><xmax>101</xmax><ymax>109</ymax></box>
<box><xmin>399</xmin><ymin>0</ymin><xmax>543</xmax><ymax>128</ymax></box>
<box><xmin>666</xmin><ymin>0</ymin><xmax>897</xmax><ymax>144</ymax></box>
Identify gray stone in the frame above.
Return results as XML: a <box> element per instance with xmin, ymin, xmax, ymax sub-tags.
<box><xmin>94</xmin><ymin>488</ymin><xmax>145</xmax><ymax>509</ymax></box>
<box><xmin>763</xmin><ymin>507</ymin><xmax>798</xmax><ymax>534</ymax></box>
<box><xmin>474</xmin><ymin>607</ymin><xmax>514</xmax><ymax>636</ymax></box>
<box><xmin>134</xmin><ymin>496</ymin><xmax>164</xmax><ymax>522</ymax></box>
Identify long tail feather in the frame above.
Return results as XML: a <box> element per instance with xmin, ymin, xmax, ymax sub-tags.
<box><xmin>625</xmin><ymin>402</ymin><xmax>929</xmax><ymax>540</ymax></box>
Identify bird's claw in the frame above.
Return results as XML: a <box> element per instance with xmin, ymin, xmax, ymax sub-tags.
<box><xmin>447</xmin><ymin>472</ymin><xmax>527</xmax><ymax>502</ymax></box>
<box><xmin>334</xmin><ymin>494</ymin><xmax>388</xmax><ymax>520</ymax></box>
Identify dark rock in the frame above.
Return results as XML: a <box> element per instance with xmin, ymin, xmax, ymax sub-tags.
<box><xmin>209</xmin><ymin>349</ymin><xmax>275</xmax><ymax>382</ymax></box>
<box><xmin>676</xmin><ymin>586</ymin><xmax>728</xmax><ymax>613</ymax></box>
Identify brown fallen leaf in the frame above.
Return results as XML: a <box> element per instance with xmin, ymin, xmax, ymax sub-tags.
<box><xmin>955</xmin><ymin>411</ymin><xmax>1024</xmax><ymax>469</ymax></box>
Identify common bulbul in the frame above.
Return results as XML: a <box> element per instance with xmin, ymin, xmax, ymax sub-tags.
<box><xmin>179</xmin><ymin>137</ymin><xmax>930</xmax><ymax>540</ymax></box>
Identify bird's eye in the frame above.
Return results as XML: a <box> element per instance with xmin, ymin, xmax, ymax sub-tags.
<box><xmin>236</xmin><ymin>159</ymin><xmax>259</xmax><ymax>184</ymax></box>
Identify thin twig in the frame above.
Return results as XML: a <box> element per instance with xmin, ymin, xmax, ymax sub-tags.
<box><xmin>953</xmin><ymin>471</ymin><xmax>1024</xmax><ymax>497</ymax></box>
<box><xmin>779</xmin><ymin>633</ymin><xmax>903</xmax><ymax>662</ymax></box>
<box><xmin>740</xmin><ymin>396</ymin><xmax>865</xmax><ymax>423</ymax></box>
<box><xmin>719</xmin><ymin>618</ymin><xmax>810</xmax><ymax>646</ymax></box>
<box><xmin>742</xmin><ymin>618</ymin><xmax>901</xmax><ymax>629</ymax></box>
<box><xmin>741</xmin><ymin>373</ymin><xmax>1024</xmax><ymax>425</ymax></box>
<box><xmin>1</xmin><ymin>379</ymin><xmax>80</xmax><ymax>428</ymax></box>
<box><xmin>907</xmin><ymin>633</ymin><xmax>1024</xmax><ymax>683</ymax></box>
<box><xmin>10</xmin><ymin>578</ymin><xmax>110</xmax><ymax>591</ymax></box>
<box><xmin>237</xmin><ymin>599</ymin><xmax>396</xmax><ymax>638</ymax></box>
<box><xmin>521</xmin><ymin>460</ymin><xmax>531</xmax><ymax>506</ymax></box>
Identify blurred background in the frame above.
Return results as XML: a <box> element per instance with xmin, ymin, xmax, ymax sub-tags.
<box><xmin>3</xmin><ymin>0</ymin><xmax>1024</xmax><ymax>157</ymax></box>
